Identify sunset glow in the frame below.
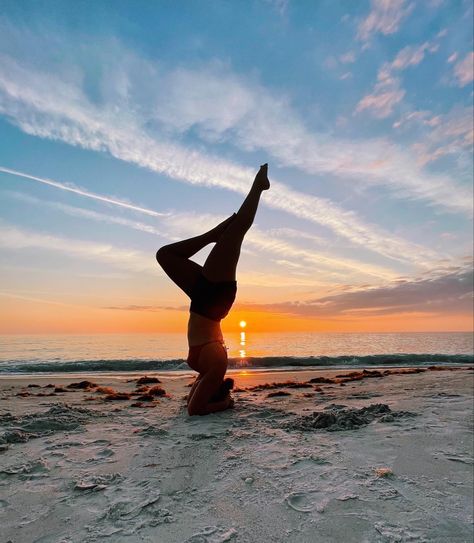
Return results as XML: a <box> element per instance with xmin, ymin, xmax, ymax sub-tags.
<box><xmin>0</xmin><ymin>2</ymin><xmax>472</xmax><ymax>334</ymax></box>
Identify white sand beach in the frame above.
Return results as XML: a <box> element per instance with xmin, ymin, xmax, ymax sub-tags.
<box><xmin>1</xmin><ymin>366</ymin><xmax>473</xmax><ymax>543</ymax></box>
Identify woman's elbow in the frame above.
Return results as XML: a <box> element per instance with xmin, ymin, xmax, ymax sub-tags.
<box><xmin>187</xmin><ymin>405</ymin><xmax>205</xmax><ymax>416</ymax></box>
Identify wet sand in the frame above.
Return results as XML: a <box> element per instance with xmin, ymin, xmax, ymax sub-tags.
<box><xmin>1</xmin><ymin>366</ymin><xmax>473</xmax><ymax>542</ymax></box>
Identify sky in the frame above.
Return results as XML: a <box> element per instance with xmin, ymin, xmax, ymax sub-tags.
<box><xmin>0</xmin><ymin>0</ymin><xmax>473</xmax><ymax>334</ymax></box>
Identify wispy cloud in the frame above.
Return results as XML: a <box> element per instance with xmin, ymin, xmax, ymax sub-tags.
<box><xmin>5</xmin><ymin>190</ymin><xmax>168</xmax><ymax>238</ymax></box>
<box><xmin>356</xmin><ymin>40</ymin><xmax>439</xmax><ymax>119</ymax></box>
<box><xmin>405</xmin><ymin>106</ymin><xmax>474</xmax><ymax>166</ymax></box>
<box><xmin>242</xmin><ymin>266</ymin><xmax>473</xmax><ymax>317</ymax></box>
<box><xmin>0</xmin><ymin>166</ymin><xmax>168</xmax><ymax>218</ymax></box>
<box><xmin>0</xmin><ymin>55</ymin><xmax>450</xmax><ymax>265</ymax></box>
<box><xmin>0</xmin><ymin>222</ymin><xmax>155</xmax><ymax>274</ymax></box>
<box><xmin>453</xmin><ymin>51</ymin><xmax>474</xmax><ymax>87</ymax></box>
<box><xmin>144</xmin><ymin>210</ymin><xmax>404</xmax><ymax>282</ymax></box>
<box><xmin>5</xmin><ymin>190</ymin><xmax>403</xmax><ymax>284</ymax></box>
<box><xmin>0</xmin><ymin>24</ymin><xmax>470</xmax><ymax>277</ymax></box>
<box><xmin>357</xmin><ymin>0</ymin><xmax>414</xmax><ymax>43</ymax></box>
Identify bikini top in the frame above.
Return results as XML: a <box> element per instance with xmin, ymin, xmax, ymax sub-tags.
<box><xmin>189</xmin><ymin>273</ymin><xmax>237</xmax><ymax>322</ymax></box>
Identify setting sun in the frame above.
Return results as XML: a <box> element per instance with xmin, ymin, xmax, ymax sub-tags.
<box><xmin>239</xmin><ymin>320</ymin><xmax>247</xmax><ymax>328</ymax></box>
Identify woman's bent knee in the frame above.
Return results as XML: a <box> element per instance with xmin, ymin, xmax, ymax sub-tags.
<box><xmin>156</xmin><ymin>246</ymin><xmax>168</xmax><ymax>264</ymax></box>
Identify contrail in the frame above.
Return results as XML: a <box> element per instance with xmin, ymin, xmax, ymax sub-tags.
<box><xmin>0</xmin><ymin>166</ymin><xmax>168</xmax><ymax>218</ymax></box>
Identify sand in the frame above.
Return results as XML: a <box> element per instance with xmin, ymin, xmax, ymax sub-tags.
<box><xmin>0</xmin><ymin>366</ymin><xmax>473</xmax><ymax>542</ymax></box>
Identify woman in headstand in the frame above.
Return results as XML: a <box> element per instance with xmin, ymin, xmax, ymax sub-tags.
<box><xmin>156</xmin><ymin>164</ymin><xmax>270</xmax><ymax>416</ymax></box>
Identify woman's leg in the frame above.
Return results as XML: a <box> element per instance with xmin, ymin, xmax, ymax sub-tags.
<box><xmin>156</xmin><ymin>214</ymin><xmax>235</xmax><ymax>296</ymax></box>
<box><xmin>203</xmin><ymin>164</ymin><xmax>270</xmax><ymax>282</ymax></box>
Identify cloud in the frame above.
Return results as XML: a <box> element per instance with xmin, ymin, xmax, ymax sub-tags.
<box><xmin>0</xmin><ymin>166</ymin><xmax>168</xmax><ymax>218</ymax></box>
<box><xmin>242</xmin><ymin>266</ymin><xmax>473</xmax><ymax>317</ymax></box>
<box><xmin>357</xmin><ymin>0</ymin><xmax>414</xmax><ymax>43</ymax></box>
<box><xmin>5</xmin><ymin>190</ymin><xmax>403</xmax><ymax>284</ymax></box>
<box><xmin>5</xmin><ymin>190</ymin><xmax>168</xmax><ymax>238</ymax></box>
<box><xmin>0</xmin><ymin>24</ymin><xmax>471</xmax><ymax>268</ymax></box>
<box><xmin>447</xmin><ymin>52</ymin><xmax>458</xmax><ymax>63</ymax></box>
<box><xmin>453</xmin><ymin>52</ymin><xmax>474</xmax><ymax>87</ymax></box>
<box><xmin>0</xmin><ymin>55</ymin><xmax>451</xmax><ymax>265</ymax></box>
<box><xmin>356</xmin><ymin>41</ymin><xmax>439</xmax><ymax>119</ymax></box>
<box><xmin>390</xmin><ymin>41</ymin><xmax>439</xmax><ymax>70</ymax></box>
<box><xmin>355</xmin><ymin>75</ymin><xmax>405</xmax><ymax>118</ymax></box>
<box><xmin>103</xmin><ymin>304</ymin><xmax>185</xmax><ymax>312</ymax></box>
<box><xmin>339</xmin><ymin>51</ymin><xmax>356</xmax><ymax>64</ymax></box>
<box><xmin>392</xmin><ymin>106</ymin><xmax>473</xmax><ymax>167</ymax></box>
<box><xmin>0</xmin><ymin>222</ymin><xmax>155</xmax><ymax>274</ymax></box>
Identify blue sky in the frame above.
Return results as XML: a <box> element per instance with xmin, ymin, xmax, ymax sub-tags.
<box><xmin>0</xmin><ymin>0</ymin><xmax>472</xmax><ymax>333</ymax></box>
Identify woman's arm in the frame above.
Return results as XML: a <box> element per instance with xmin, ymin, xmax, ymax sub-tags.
<box><xmin>187</xmin><ymin>370</ymin><xmax>233</xmax><ymax>416</ymax></box>
<box><xmin>199</xmin><ymin>395</ymin><xmax>234</xmax><ymax>415</ymax></box>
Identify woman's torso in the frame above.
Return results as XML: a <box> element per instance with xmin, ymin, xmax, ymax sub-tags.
<box><xmin>187</xmin><ymin>311</ymin><xmax>224</xmax><ymax>347</ymax></box>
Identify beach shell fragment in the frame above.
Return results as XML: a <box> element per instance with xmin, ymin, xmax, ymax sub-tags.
<box><xmin>375</xmin><ymin>467</ymin><xmax>394</xmax><ymax>478</ymax></box>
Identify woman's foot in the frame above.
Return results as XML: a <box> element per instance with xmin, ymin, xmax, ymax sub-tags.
<box><xmin>253</xmin><ymin>163</ymin><xmax>270</xmax><ymax>191</ymax></box>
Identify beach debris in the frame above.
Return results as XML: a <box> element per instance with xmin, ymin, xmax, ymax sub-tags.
<box><xmin>308</xmin><ymin>376</ymin><xmax>334</xmax><ymax>384</ymax></box>
<box><xmin>54</xmin><ymin>387</ymin><xmax>68</xmax><ymax>392</ymax></box>
<box><xmin>389</xmin><ymin>368</ymin><xmax>426</xmax><ymax>374</ymax></box>
<box><xmin>15</xmin><ymin>392</ymin><xmax>31</xmax><ymax>397</ymax></box>
<box><xmin>103</xmin><ymin>392</ymin><xmax>131</xmax><ymax>401</ymax></box>
<box><xmin>44</xmin><ymin>384</ymin><xmax>55</xmax><ymax>388</ymax></box>
<box><xmin>148</xmin><ymin>385</ymin><xmax>167</xmax><ymax>396</ymax></box>
<box><xmin>136</xmin><ymin>376</ymin><xmax>161</xmax><ymax>384</ymax></box>
<box><xmin>27</xmin><ymin>384</ymin><xmax>40</xmax><ymax>388</ymax></box>
<box><xmin>67</xmin><ymin>380</ymin><xmax>98</xmax><ymax>389</ymax></box>
<box><xmin>95</xmin><ymin>386</ymin><xmax>117</xmax><ymax>395</ymax></box>
<box><xmin>135</xmin><ymin>394</ymin><xmax>154</xmax><ymax>402</ymax></box>
<box><xmin>244</xmin><ymin>477</ymin><xmax>254</xmax><ymax>484</ymax></box>
<box><xmin>267</xmin><ymin>391</ymin><xmax>291</xmax><ymax>398</ymax></box>
<box><xmin>285</xmin><ymin>492</ymin><xmax>315</xmax><ymax>513</ymax></box>
<box><xmin>375</xmin><ymin>467</ymin><xmax>394</xmax><ymax>478</ymax></box>
<box><xmin>245</xmin><ymin>380</ymin><xmax>312</xmax><ymax>392</ymax></box>
<box><xmin>130</xmin><ymin>402</ymin><xmax>157</xmax><ymax>408</ymax></box>
<box><xmin>284</xmin><ymin>403</ymin><xmax>417</xmax><ymax>432</ymax></box>
<box><xmin>135</xmin><ymin>385</ymin><xmax>150</xmax><ymax>393</ymax></box>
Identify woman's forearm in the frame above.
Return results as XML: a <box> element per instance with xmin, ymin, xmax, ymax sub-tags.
<box><xmin>204</xmin><ymin>398</ymin><xmax>231</xmax><ymax>414</ymax></box>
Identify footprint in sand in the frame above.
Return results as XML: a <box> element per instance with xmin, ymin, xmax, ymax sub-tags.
<box><xmin>285</xmin><ymin>491</ymin><xmax>327</xmax><ymax>513</ymax></box>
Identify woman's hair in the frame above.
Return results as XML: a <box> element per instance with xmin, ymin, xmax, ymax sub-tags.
<box><xmin>210</xmin><ymin>377</ymin><xmax>234</xmax><ymax>403</ymax></box>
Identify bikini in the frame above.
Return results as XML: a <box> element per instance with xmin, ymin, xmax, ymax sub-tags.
<box><xmin>187</xmin><ymin>273</ymin><xmax>237</xmax><ymax>370</ymax></box>
<box><xmin>189</xmin><ymin>273</ymin><xmax>237</xmax><ymax>322</ymax></box>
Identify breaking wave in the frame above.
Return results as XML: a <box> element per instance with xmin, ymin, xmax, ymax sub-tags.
<box><xmin>0</xmin><ymin>353</ymin><xmax>472</xmax><ymax>374</ymax></box>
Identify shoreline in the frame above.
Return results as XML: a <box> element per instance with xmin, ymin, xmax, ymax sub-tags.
<box><xmin>0</xmin><ymin>361</ymin><xmax>472</xmax><ymax>380</ymax></box>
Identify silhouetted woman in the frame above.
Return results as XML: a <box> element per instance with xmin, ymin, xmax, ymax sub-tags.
<box><xmin>156</xmin><ymin>164</ymin><xmax>270</xmax><ymax>415</ymax></box>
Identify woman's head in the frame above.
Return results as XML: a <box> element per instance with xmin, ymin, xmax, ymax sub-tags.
<box><xmin>210</xmin><ymin>377</ymin><xmax>234</xmax><ymax>403</ymax></box>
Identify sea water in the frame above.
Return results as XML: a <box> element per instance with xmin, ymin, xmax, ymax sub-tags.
<box><xmin>0</xmin><ymin>332</ymin><xmax>472</xmax><ymax>374</ymax></box>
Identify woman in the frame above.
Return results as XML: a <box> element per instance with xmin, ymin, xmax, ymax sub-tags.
<box><xmin>156</xmin><ymin>164</ymin><xmax>270</xmax><ymax>415</ymax></box>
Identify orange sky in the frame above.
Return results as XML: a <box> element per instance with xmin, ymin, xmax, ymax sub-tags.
<box><xmin>1</xmin><ymin>297</ymin><xmax>472</xmax><ymax>334</ymax></box>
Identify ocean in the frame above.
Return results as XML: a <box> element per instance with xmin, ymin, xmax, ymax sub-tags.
<box><xmin>0</xmin><ymin>332</ymin><xmax>472</xmax><ymax>374</ymax></box>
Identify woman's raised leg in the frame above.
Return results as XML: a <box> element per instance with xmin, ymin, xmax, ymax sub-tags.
<box><xmin>156</xmin><ymin>214</ymin><xmax>236</xmax><ymax>296</ymax></box>
<box><xmin>203</xmin><ymin>164</ymin><xmax>270</xmax><ymax>282</ymax></box>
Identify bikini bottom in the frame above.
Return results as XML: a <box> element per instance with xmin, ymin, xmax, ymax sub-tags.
<box><xmin>187</xmin><ymin>340</ymin><xmax>227</xmax><ymax>372</ymax></box>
